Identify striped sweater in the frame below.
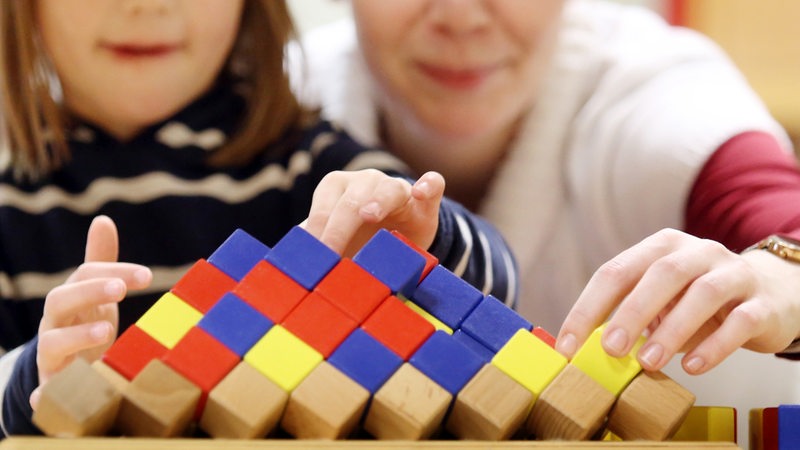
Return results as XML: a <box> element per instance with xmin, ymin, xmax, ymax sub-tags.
<box><xmin>0</xmin><ymin>83</ymin><xmax>517</xmax><ymax>436</ymax></box>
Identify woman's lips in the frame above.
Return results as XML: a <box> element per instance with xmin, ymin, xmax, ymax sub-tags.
<box><xmin>102</xmin><ymin>43</ymin><xmax>180</xmax><ymax>59</ymax></box>
<box><xmin>417</xmin><ymin>63</ymin><xmax>497</xmax><ymax>90</ymax></box>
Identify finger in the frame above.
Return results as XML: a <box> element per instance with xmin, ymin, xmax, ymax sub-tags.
<box><xmin>408</xmin><ymin>171</ymin><xmax>444</xmax><ymax>221</ymax></box>
<box><xmin>66</xmin><ymin>262</ymin><xmax>152</xmax><ymax>288</ymax></box>
<box><xmin>41</xmin><ymin>278</ymin><xmax>127</xmax><ymax>331</ymax></box>
<box><xmin>636</xmin><ymin>264</ymin><xmax>749</xmax><ymax>371</ymax></box>
<box><xmin>305</xmin><ymin>172</ymin><xmax>347</xmax><ymax>239</ymax></box>
<box><xmin>556</xmin><ymin>229</ymin><xmax>682</xmax><ymax>358</ymax></box>
<box><xmin>319</xmin><ymin>178</ymin><xmax>385</xmax><ymax>253</ymax></box>
<box><xmin>30</xmin><ymin>386</ymin><xmax>42</xmax><ymax>411</ymax></box>
<box><xmin>681</xmin><ymin>298</ymin><xmax>770</xmax><ymax>374</ymax></box>
<box><xmin>84</xmin><ymin>215</ymin><xmax>119</xmax><ymax>263</ymax></box>
<box><xmin>359</xmin><ymin>176</ymin><xmax>412</xmax><ymax>223</ymax></box>
<box><xmin>603</xmin><ymin>243</ymin><xmax>726</xmax><ymax>357</ymax></box>
<box><xmin>37</xmin><ymin>322</ymin><xmax>114</xmax><ymax>381</ymax></box>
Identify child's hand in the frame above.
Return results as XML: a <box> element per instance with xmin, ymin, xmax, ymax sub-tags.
<box><xmin>31</xmin><ymin>216</ymin><xmax>152</xmax><ymax>409</ymax></box>
<box><xmin>304</xmin><ymin>170</ymin><xmax>445</xmax><ymax>256</ymax></box>
<box><xmin>556</xmin><ymin>228</ymin><xmax>800</xmax><ymax>375</ymax></box>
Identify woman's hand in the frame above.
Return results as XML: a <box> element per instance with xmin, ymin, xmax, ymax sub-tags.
<box><xmin>556</xmin><ymin>228</ymin><xmax>800</xmax><ymax>375</ymax></box>
<box><xmin>304</xmin><ymin>170</ymin><xmax>444</xmax><ymax>256</ymax></box>
<box><xmin>32</xmin><ymin>215</ymin><xmax>152</xmax><ymax>409</ymax></box>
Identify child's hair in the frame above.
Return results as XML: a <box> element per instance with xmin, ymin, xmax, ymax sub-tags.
<box><xmin>0</xmin><ymin>0</ymin><xmax>307</xmax><ymax>180</ymax></box>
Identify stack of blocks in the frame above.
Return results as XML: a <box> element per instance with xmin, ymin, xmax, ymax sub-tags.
<box><xmin>750</xmin><ymin>405</ymin><xmax>800</xmax><ymax>449</ymax></box>
<box><xmin>32</xmin><ymin>226</ymin><xmax>696</xmax><ymax>441</ymax></box>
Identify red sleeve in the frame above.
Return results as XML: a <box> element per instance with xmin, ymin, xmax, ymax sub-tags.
<box><xmin>685</xmin><ymin>131</ymin><xmax>800</xmax><ymax>252</ymax></box>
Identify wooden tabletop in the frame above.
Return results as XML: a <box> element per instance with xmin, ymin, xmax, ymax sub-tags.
<box><xmin>0</xmin><ymin>437</ymin><xmax>741</xmax><ymax>449</ymax></box>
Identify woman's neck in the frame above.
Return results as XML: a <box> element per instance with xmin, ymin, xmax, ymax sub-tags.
<box><xmin>381</xmin><ymin>113</ymin><xmax>518</xmax><ymax>212</ymax></box>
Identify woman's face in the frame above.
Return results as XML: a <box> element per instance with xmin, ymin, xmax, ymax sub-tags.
<box><xmin>351</xmin><ymin>0</ymin><xmax>565</xmax><ymax>141</ymax></box>
<box><xmin>36</xmin><ymin>0</ymin><xmax>244</xmax><ymax>140</ymax></box>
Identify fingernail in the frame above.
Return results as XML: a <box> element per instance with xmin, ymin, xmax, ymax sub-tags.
<box><xmin>556</xmin><ymin>333</ymin><xmax>578</xmax><ymax>357</ymax></box>
<box><xmin>605</xmin><ymin>328</ymin><xmax>629</xmax><ymax>354</ymax></box>
<box><xmin>104</xmin><ymin>280</ymin><xmax>124</xmax><ymax>297</ymax></box>
<box><xmin>685</xmin><ymin>356</ymin><xmax>705</xmax><ymax>373</ymax></box>
<box><xmin>639</xmin><ymin>343</ymin><xmax>664</xmax><ymax>369</ymax></box>
<box><xmin>134</xmin><ymin>268</ymin><xmax>151</xmax><ymax>286</ymax></box>
<box><xmin>415</xmin><ymin>180</ymin><xmax>432</xmax><ymax>196</ymax></box>
<box><xmin>90</xmin><ymin>323</ymin><xmax>110</xmax><ymax>341</ymax></box>
<box><xmin>361</xmin><ymin>202</ymin><xmax>382</xmax><ymax>218</ymax></box>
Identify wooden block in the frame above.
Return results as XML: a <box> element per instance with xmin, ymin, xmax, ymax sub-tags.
<box><xmin>532</xmin><ymin>327</ymin><xmax>557</xmax><ymax>348</ymax></box>
<box><xmin>134</xmin><ymin>292</ymin><xmax>202</xmax><ymax>349</ymax></box>
<box><xmin>32</xmin><ymin>358</ymin><xmax>121</xmax><ymax>437</ymax></box>
<box><xmin>264</xmin><ymin>225</ymin><xmax>340</xmax><ymax>290</ymax></box>
<box><xmin>607</xmin><ymin>370</ymin><xmax>695</xmax><ymax>441</ymax></box>
<box><xmin>526</xmin><ymin>363</ymin><xmax>614</xmax><ymax>440</ymax></box>
<box><xmin>243</xmin><ymin>325</ymin><xmax>322</xmax><ymax>392</ymax></box>
<box><xmin>364</xmin><ymin>363</ymin><xmax>451</xmax><ymax>440</ymax></box>
<box><xmin>281</xmin><ymin>361</ymin><xmax>370</xmax><ymax>439</ymax></box>
<box><xmin>116</xmin><ymin>359</ymin><xmax>201</xmax><ymax>437</ymax></box>
<box><xmin>411</xmin><ymin>265</ymin><xmax>483</xmax><ymax>329</ymax></box>
<box><xmin>778</xmin><ymin>404</ymin><xmax>800</xmax><ymax>450</ymax></box>
<box><xmin>207</xmin><ymin>228</ymin><xmax>270</xmax><ymax>281</ymax></box>
<box><xmin>233</xmin><ymin>260</ymin><xmax>308</xmax><ymax>323</ymax></box>
<box><xmin>446</xmin><ymin>363</ymin><xmax>533</xmax><ymax>440</ymax></box>
<box><xmin>452</xmin><ymin>330</ymin><xmax>495</xmax><ymax>363</ymax></box>
<box><xmin>102</xmin><ymin>324</ymin><xmax>168</xmax><ymax>380</ymax></box>
<box><xmin>197</xmin><ymin>292</ymin><xmax>273</xmax><ymax>357</ymax></box>
<box><xmin>91</xmin><ymin>360</ymin><xmax>130</xmax><ymax>393</ymax></box>
<box><xmin>673</xmin><ymin>406</ymin><xmax>737</xmax><ymax>443</ymax></box>
<box><xmin>199</xmin><ymin>361</ymin><xmax>288</xmax><ymax>439</ymax></box>
<box><xmin>409</xmin><ymin>330</ymin><xmax>484</xmax><ymax>396</ymax></box>
<box><xmin>491</xmin><ymin>329</ymin><xmax>567</xmax><ymax>400</ymax></box>
<box><xmin>314</xmin><ymin>258</ymin><xmax>390</xmax><ymax>323</ymax></box>
<box><xmin>405</xmin><ymin>300</ymin><xmax>453</xmax><ymax>334</ymax></box>
<box><xmin>749</xmin><ymin>407</ymin><xmax>777</xmax><ymax>450</ymax></box>
<box><xmin>362</xmin><ymin>295</ymin><xmax>435</xmax><ymax>360</ymax></box>
<box><xmin>162</xmin><ymin>327</ymin><xmax>240</xmax><ymax>416</ymax></box>
<box><xmin>327</xmin><ymin>328</ymin><xmax>403</xmax><ymax>394</ymax></box>
<box><xmin>570</xmin><ymin>324</ymin><xmax>645</xmax><ymax>396</ymax></box>
<box><xmin>390</xmin><ymin>230</ymin><xmax>438</xmax><ymax>280</ymax></box>
<box><xmin>170</xmin><ymin>259</ymin><xmax>237</xmax><ymax>313</ymax></box>
<box><xmin>353</xmin><ymin>229</ymin><xmax>426</xmax><ymax>298</ymax></box>
<box><xmin>281</xmin><ymin>292</ymin><xmax>358</xmax><ymax>358</ymax></box>
<box><xmin>460</xmin><ymin>294</ymin><xmax>532</xmax><ymax>352</ymax></box>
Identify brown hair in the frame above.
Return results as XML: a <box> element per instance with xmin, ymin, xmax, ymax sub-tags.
<box><xmin>0</xmin><ymin>0</ymin><xmax>308</xmax><ymax>180</ymax></box>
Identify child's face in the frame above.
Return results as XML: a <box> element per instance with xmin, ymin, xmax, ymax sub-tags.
<box><xmin>351</xmin><ymin>0</ymin><xmax>564</xmax><ymax>142</ymax></box>
<box><xmin>36</xmin><ymin>0</ymin><xmax>244</xmax><ymax>140</ymax></box>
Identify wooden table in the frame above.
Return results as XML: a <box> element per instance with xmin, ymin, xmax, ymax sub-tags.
<box><xmin>0</xmin><ymin>437</ymin><xmax>741</xmax><ymax>449</ymax></box>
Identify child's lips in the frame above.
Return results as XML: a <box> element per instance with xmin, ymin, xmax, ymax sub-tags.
<box><xmin>417</xmin><ymin>63</ymin><xmax>498</xmax><ymax>90</ymax></box>
<box><xmin>102</xmin><ymin>43</ymin><xmax>181</xmax><ymax>59</ymax></box>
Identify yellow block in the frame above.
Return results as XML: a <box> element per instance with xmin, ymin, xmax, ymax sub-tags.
<box><xmin>405</xmin><ymin>300</ymin><xmax>453</xmax><ymax>335</ymax></box>
<box><xmin>244</xmin><ymin>325</ymin><xmax>322</xmax><ymax>392</ymax></box>
<box><xmin>491</xmin><ymin>329</ymin><xmax>567</xmax><ymax>400</ymax></box>
<box><xmin>135</xmin><ymin>292</ymin><xmax>202</xmax><ymax>349</ymax></box>
<box><xmin>570</xmin><ymin>325</ymin><xmax>644</xmax><ymax>395</ymax></box>
<box><xmin>672</xmin><ymin>406</ymin><xmax>737</xmax><ymax>442</ymax></box>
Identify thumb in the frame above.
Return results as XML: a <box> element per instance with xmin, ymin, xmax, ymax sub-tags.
<box><xmin>84</xmin><ymin>215</ymin><xmax>119</xmax><ymax>263</ymax></box>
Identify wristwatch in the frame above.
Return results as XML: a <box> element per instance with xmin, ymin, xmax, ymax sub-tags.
<box><xmin>744</xmin><ymin>234</ymin><xmax>800</xmax><ymax>263</ymax></box>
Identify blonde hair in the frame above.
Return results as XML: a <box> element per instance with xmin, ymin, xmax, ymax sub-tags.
<box><xmin>0</xmin><ymin>0</ymin><xmax>307</xmax><ymax>180</ymax></box>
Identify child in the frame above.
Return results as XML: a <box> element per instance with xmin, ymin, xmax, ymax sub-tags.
<box><xmin>0</xmin><ymin>0</ymin><xmax>516</xmax><ymax>436</ymax></box>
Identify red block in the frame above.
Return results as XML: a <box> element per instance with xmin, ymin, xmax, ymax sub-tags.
<box><xmin>391</xmin><ymin>230</ymin><xmax>438</xmax><ymax>280</ymax></box>
<box><xmin>162</xmin><ymin>327</ymin><xmax>240</xmax><ymax>416</ymax></box>
<box><xmin>233</xmin><ymin>260</ymin><xmax>308</xmax><ymax>322</ymax></box>
<box><xmin>282</xmin><ymin>292</ymin><xmax>358</xmax><ymax>358</ymax></box>
<box><xmin>314</xmin><ymin>258</ymin><xmax>390</xmax><ymax>323</ymax></box>
<box><xmin>362</xmin><ymin>296</ymin><xmax>435</xmax><ymax>360</ymax></box>
<box><xmin>171</xmin><ymin>259</ymin><xmax>237</xmax><ymax>313</ymax></box>
<box><xmin>103</xmin><ymin>325</ymin><xmax>168</xmax><ymax>380</ymax></box>
<box><xmin>533</xmin><ymin>327</ymin><xmax>557</xmax><ymax>349</ymax></box>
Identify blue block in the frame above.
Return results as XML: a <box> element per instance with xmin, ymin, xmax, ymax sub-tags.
<box><xmin>208</xmin><ymin>229</ymin><xmax>271</xmax><ymax>281</ymax></box>
<box><xmin>461</xmin><ymin>295</ymin><xmax>532</xmax><ymax>352</ymax></box>
<box><xmin>452</xmin><ymin>330</ymin><xmax>494</xmax><ymax>364</ymax></box>
<box><xmin>328</xmin><ymin>328</ymin><xmax>403</xmax><ymax>394</ymax></box>
<box><xmin>411</xmin><ymin>265</ymin><xmax>483</xmax><ymax>329</ymax></box>
<box><xmin>410</xmin><ymin>330</ymin><xmax>484</xmax><ymax>395</ymax></box>
<box><xmin>198</xmin><ymin>292</ymin><xmax>273</xmax><ymax>356</ymax></box>
<box><xmin>264</xmin><ymin>226</ymin><xmax>340</xmax><ymax>290</ymax></box>
<box><xmin>353</xmin><ymin>229</ymin><xmax>425</xmax><ymax>298</ymax></box>
<box><xmin>778</xmin><ymin>404</ymin><xmax>800</xmax><ymax>450</ymax></box>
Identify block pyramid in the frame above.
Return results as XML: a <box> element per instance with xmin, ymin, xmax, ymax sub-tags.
<box><xmin>32</xmin><ymin>226</ymin><xmax>695</xmax><ymax>440</ymax></box>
